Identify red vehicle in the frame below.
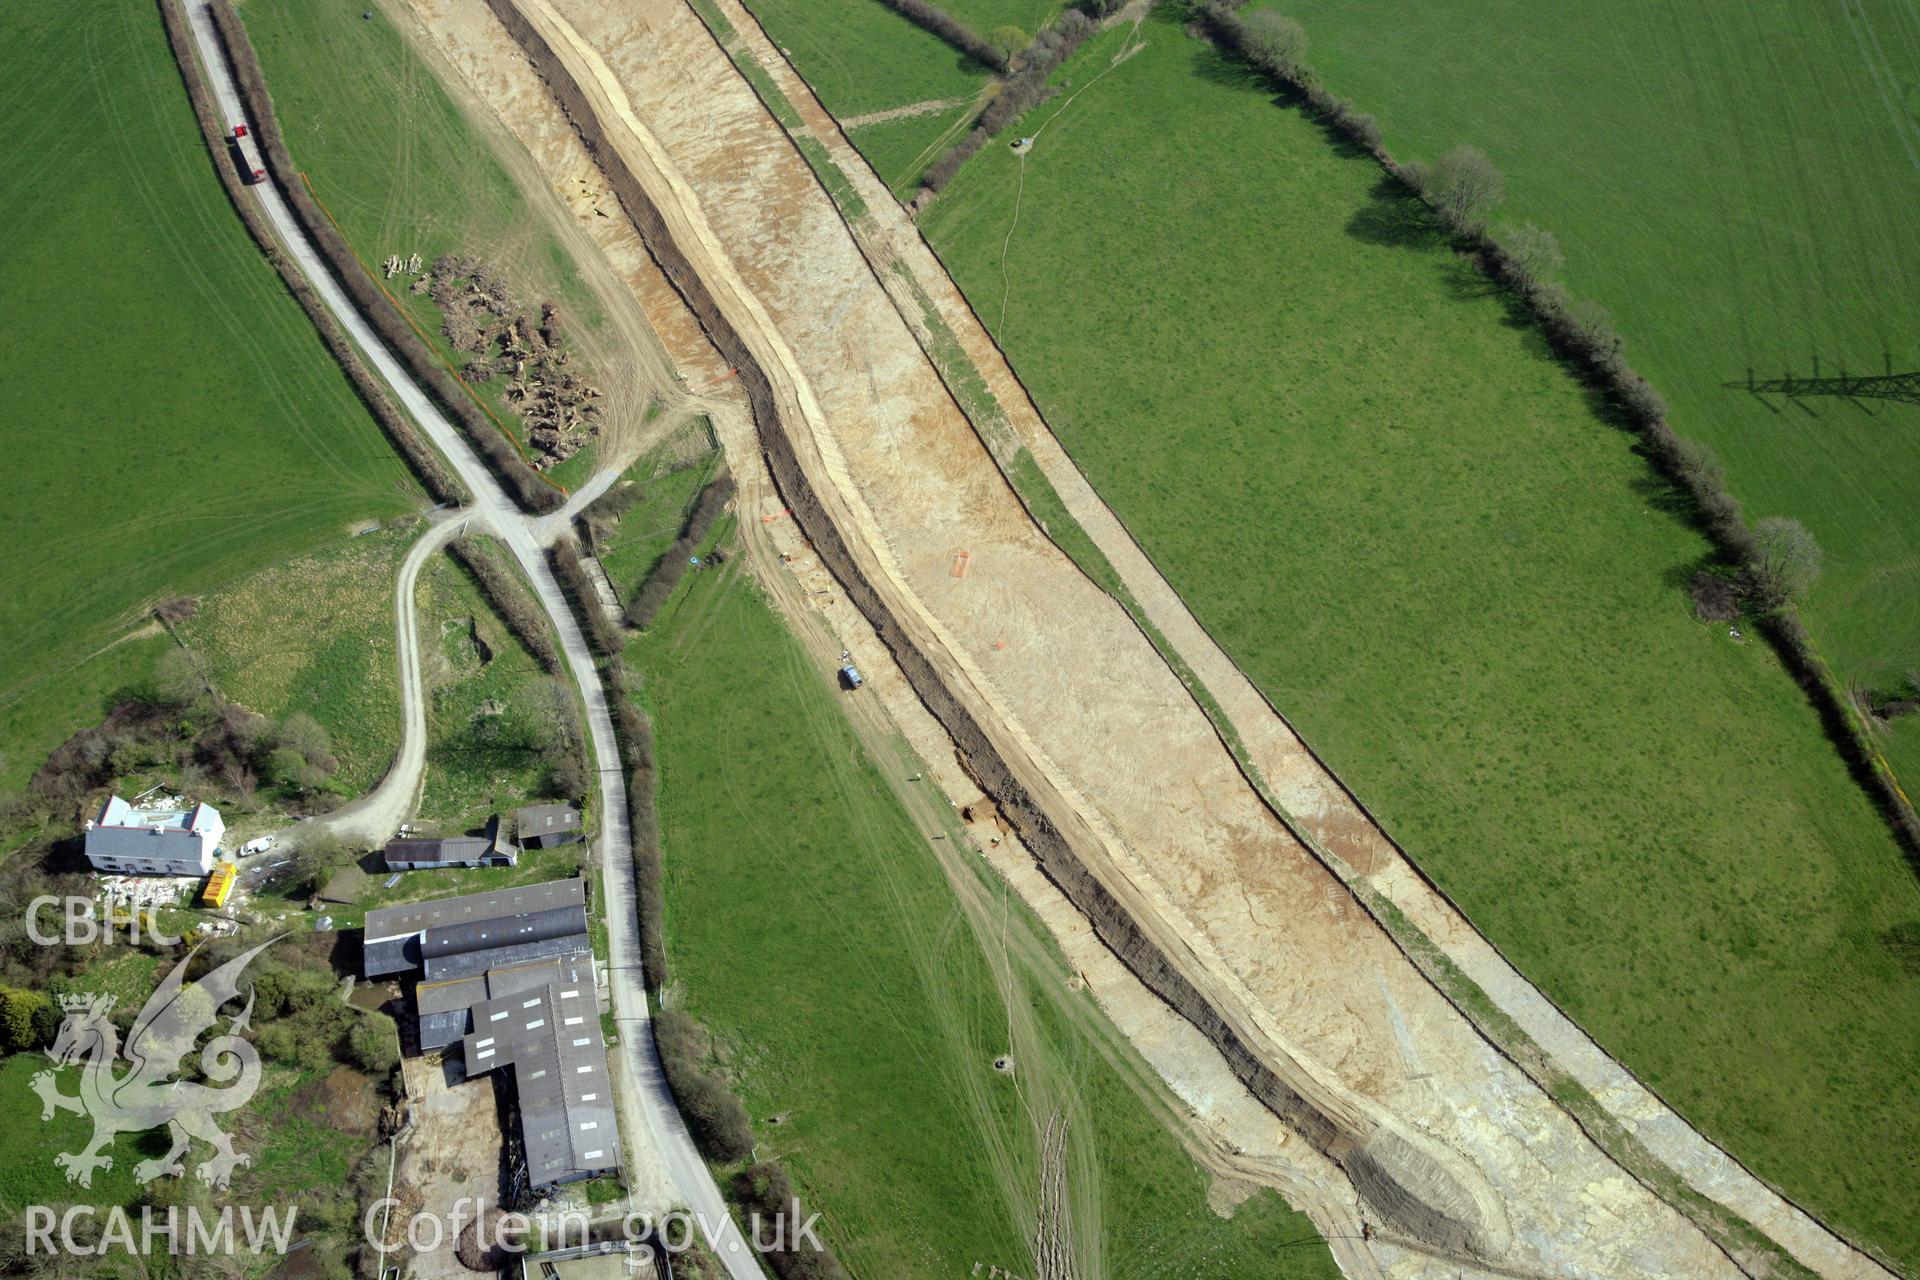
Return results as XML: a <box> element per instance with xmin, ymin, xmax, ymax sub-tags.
<box><xmin>228</xmin><ymin>124</ymin><xmax>266</xmax><ymax>185</ymax></box>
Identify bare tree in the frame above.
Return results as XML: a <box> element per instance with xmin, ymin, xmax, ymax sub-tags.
<box><xmin>1672</xmin><ymin>438</ymin><xmax>1726</xmax><ymax>493</ymax></box>
<box><xmin>152</xmin><ymin>646</ymin><xmax>209</xmax><ymax>710</ymax></box>
<box><xmin>1242</xmin><ymin>11</ymin><xmax>1308</xmax><ymax>73</ymax></box>
<box><xmin>1748</xmin><ymin>517</ymin><xmax>1823</xmax><ymax>608</ymax></box>
<box><xmin>1496</xmin><ymin>221</ymin><xmax>1562</xmax><ymax>286</ymax></box>
<box><xmin>1426</xmin><ymin>145</ymin><xmax>1505</xmax><ymax>234</ymax></box>
<box><xmin>275</xmin><ymin>712</ymin><xmax>334</xmax><ymax>768</ymax></box>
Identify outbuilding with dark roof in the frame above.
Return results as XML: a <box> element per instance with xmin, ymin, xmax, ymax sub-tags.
<box><xmin>515</xmin><ymin>803</ymin><xmax>582</xmax><ymax>850</ymax></box>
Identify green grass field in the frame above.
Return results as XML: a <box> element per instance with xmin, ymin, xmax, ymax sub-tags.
<box><xmin>0</xmin><ymin>1054</ymin><xmax>157</xmax><ymax>1216</ymax></box>
<box><xmin>243</xmin><ymin>0</ymin><xmax>604</xmax><ymax>491</ymax></box>
<box><xmin>737</xmin><ymin>0</ymin><xmax>999</xmax><ymax>197</ymax></box>
<box><xmin>847</xmin><ymin>100</ymin><xmax>981</xmax><ymax>194</ymax></box>
<box><xmin>910</xmin><ymin>10</ymin><xmax>1920</xmax><ymax>1266</ymax></box>
<box><xmin>0</xmin><ymin>0</ymin><xmax>415</xmax><ymax>785</ymax></box>
<box><xmin>1269</xmin><ymin>0</ymin><xmax>1920</xmax><ymax>792</ymax></box>
<box><xmin>592</xmin><ymin>445</ymin><xmax>726</xmax><ymax>604</ymax></box>
<box><xmin>939</xmin><ymin>0</ymin><xmax>1065</xmax><ymax>37</ymax></box>
<box><xmin>415</xmin><ymin>550</ymin><xmax>560</xmax><ymax>832</ymax></box>
<box><xmin>179</xmin><ymin>529</ymin><xmax>408</xmax><ymax>793</ymax></box>
<box><xmin>632</xmin><ymin>544</ymin><xmax>1338</xmax><ymax>1279</ymax></box>
<box><xmin>742</xmin><ymin>0</ymin><xmax>994</xmax><ymax>116</ymax></box>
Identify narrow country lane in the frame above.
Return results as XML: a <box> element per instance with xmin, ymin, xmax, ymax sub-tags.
<box><xmin>180</xmin><ymin>5</ymin><xmax>770</xmax><ymax>1275</ymax></box>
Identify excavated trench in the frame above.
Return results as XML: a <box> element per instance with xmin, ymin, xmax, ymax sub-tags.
<box><xmin>482</xmin><ymin>0</ymin><xmax>1484</xmax><ymax>1256</ymax></box>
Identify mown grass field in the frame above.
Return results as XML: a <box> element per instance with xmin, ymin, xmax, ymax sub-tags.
<box><xmin>1271</xmin><ymin>0</ymin><xmax>1920</xmax><ymax>790</ymax></box>
<box><xmin>910</xmin><ymin>9</ymin><xmax>1920</xmax><ymax>1266</ymax></box>
<box><xmin>632</xmin><ymin>545</ymin><xmax>1338</xmax><ymax>1279</ymax></box>
<box><xmin>0</xmin><ymin>1</ymin><xmax>414</xmax><ymax>787</ymax></box>
<box><xmin>243</xmin><ymin>0</ymin><xmax>604</xmax><ymax>491</ymax></box>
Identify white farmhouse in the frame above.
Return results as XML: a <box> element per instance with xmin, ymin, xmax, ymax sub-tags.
<box><xmin>84</xmin><ymin>795</ymin><xmax>224</xmax><ymax>876</ymax></box>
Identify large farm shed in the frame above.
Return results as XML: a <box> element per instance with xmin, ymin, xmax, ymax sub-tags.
<box><xmin>361</xmin><ymin>878</ymin><xmax>619</xmax><ymax>1195</ymax></box>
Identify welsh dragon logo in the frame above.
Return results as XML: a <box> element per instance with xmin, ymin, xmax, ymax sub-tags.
<box><xmin>32</xmin><ymin>938</ymin><xmax>276</xmax><ymax>1189</ymax></box>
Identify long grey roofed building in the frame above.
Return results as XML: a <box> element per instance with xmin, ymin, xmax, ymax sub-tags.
<box><xmin>364</xmin><ymin>879</ymin><xmax>587</xmax><ymax>979</ymax></box>
<box><xmin>461</xmin><ymin>970</ymin><xmax>621</xmax><ymax>1193</ymax></box>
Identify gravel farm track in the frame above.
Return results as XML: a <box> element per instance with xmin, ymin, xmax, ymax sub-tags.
<box><xmin>184</xmin><ymin>0</ymin><xmax>1904</xmax><ymax>1276</ymax></box>
<box><xmin>179</xmin><ymin>5</ymin><xmax>768</xmax><ymax>1275</ymax></box>
<box><xmin>382</xmin><ymin>1</ymin><xmax>1901</xmax><ymax>1278</ymax></box>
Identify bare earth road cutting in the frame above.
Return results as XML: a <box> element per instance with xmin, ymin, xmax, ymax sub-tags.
<box><xmin>703</xmin><ymin>6</ymin><xmax>1906</xmax><ymax>1279</ymax></box>
<box><xmin>451</xmin><ymin>0</ymin><xmax>1769</xmax><ymax>1274</ymax></box>
<box><xmin>180</xmin><ymin>6</ymin><xmax>766</xmax><ymax>1275</ymax></box>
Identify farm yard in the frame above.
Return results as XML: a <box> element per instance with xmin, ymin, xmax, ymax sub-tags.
<box><xmin>630</xmin><ymin>532</ymin><xmax>1341</xmax><ymax>1280</ymax></box>
<box><xmin>0</xmin><ymin>0</ymin><xmax>415</xmax><ymax>786</ymax></box>
<box><xmin>1273</xmin><ymin>0</ymin><xmax>1920</xmax><ymax>786</ymax></box>
<box><xmin>906</xmin><ymin>5</ymin><xmax>1920</xmax><ymax>1268</ymax></box>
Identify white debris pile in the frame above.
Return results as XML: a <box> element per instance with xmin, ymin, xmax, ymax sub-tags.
<box><xmin>98</xmin><ymin>876</ymin><xmax>189</xmax><ymax>910</ymax></box>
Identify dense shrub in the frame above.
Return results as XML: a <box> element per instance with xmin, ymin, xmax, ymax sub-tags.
<box><xmin>0</xmin><ymin>986</ymin><xmax>55</xmax><ymax>1053</ymax></box>
<box><xmin>349</xmin><ymin>1014</ymin><xmax>401</xmax><ymax>1076</ymax></box>
<box><xmin>608</xmin><ymin>677</ymin><xmax>670</xmax><ymax>991</ymax></box>
<box><xmin>208</xmin><ymin>1</ymin><xmax>561</xmax><ymax>514</ymax></box>
<box><xmin>624</xmin><ymin>473</ymin><xmax>737</xmax><ymax>629</ymax></box>
<box><xmin>880</xmin><ymin>0</ymin><xmax>1007</xmax><ymax>72</ymax></box>
<box><xmin>653</xmin><ymin>1010</ymin><xmax>754</xmax><ymax>1162</ymax></box>
<box><xmin>548</xmin><ymin>537</ymin><xmax>626</xmax><ymax>657</ymax></box>
<box><xmin>730</xmin><ymin>1163</ymin><xmax>848</xmax><ymax>1280</ymax></box>
<box><xmin>585</xmin><ymin>480</ymin><xmax>647</xmax><ymax>522</ymax></box>
<box><xmin>447</xmin><ymin>538</ymin><xmax>563</xmax><ymax>673</ymax></box>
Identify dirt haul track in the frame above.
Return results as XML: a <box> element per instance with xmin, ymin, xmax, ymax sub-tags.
<box><xmin>419</xmin><ymin>0</ymin><xmax>1754</xmax><ymax>1275</ymax></box>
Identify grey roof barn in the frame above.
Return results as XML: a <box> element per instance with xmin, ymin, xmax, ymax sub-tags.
<box><xmin>361</xmin><ymin>878</ymin><xmax>617</xmax><ymax>1193</ymax></box>
<box><xmin>515</xmin><ymin>803</ymin><xmax>582</xmax><ymax>849</ymax></box>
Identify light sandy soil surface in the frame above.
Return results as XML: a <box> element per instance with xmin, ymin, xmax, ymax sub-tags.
<box><xmin>390</xmin><ymin>1055</ymin><xmax>505</xmax><ymax>1279</ymax></box>
<box><xmin>716</xmin><ymin>9</ymin><xmax>1900</xmax><ymax>1280</ymax></box>
<box><xmin>393</xmin><ymin>0</ymin><xmax>738</xmax><ymax>463</ymax></box>
<box><xmin>394</xmin><ymin>3</ymin><xmax>1841</xmax><ymax>1278</ymax></box>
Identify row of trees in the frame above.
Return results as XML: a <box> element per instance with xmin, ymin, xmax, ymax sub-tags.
<box><xmin>208</xmin><ymin>0</ymin><xmax>564</xmax><ymax>515</ymax></box>
<box><xmin>448</xmin><ymin>536</ymin><xmax>563</xmax><ymax>672</ymax></box>
<box><xmin>1191</xmin><ymin>1</ymin><xmax>1920</xmax><ymax>854</ymax></box>
<box><xmin>157</xmin><ymin>0</ymin><xmax>468</xmax><ymax>510</ymax></box>
<box><xmin>921</xmin><ymin>8</ymin><xmax>1098</xmax><ymax>194</ymax></box>
<box><xmin>625</xmin><ymin>472</ymin><xmax>737</xmax><ymax>628</ymax></box>
<box><xmin>607</xmin><ymin>662</ymin><xmax>670</xmax><ymax>990</ymax></box>
<box><xmin>548</xmin><ymin>536</ymin><xmax>627</xmax><ymax>658</ymax></box>
<box><xmin>881</xmin><ymin>0</ymin><xmax>1009</xmax><ymax>73</ymax></box>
